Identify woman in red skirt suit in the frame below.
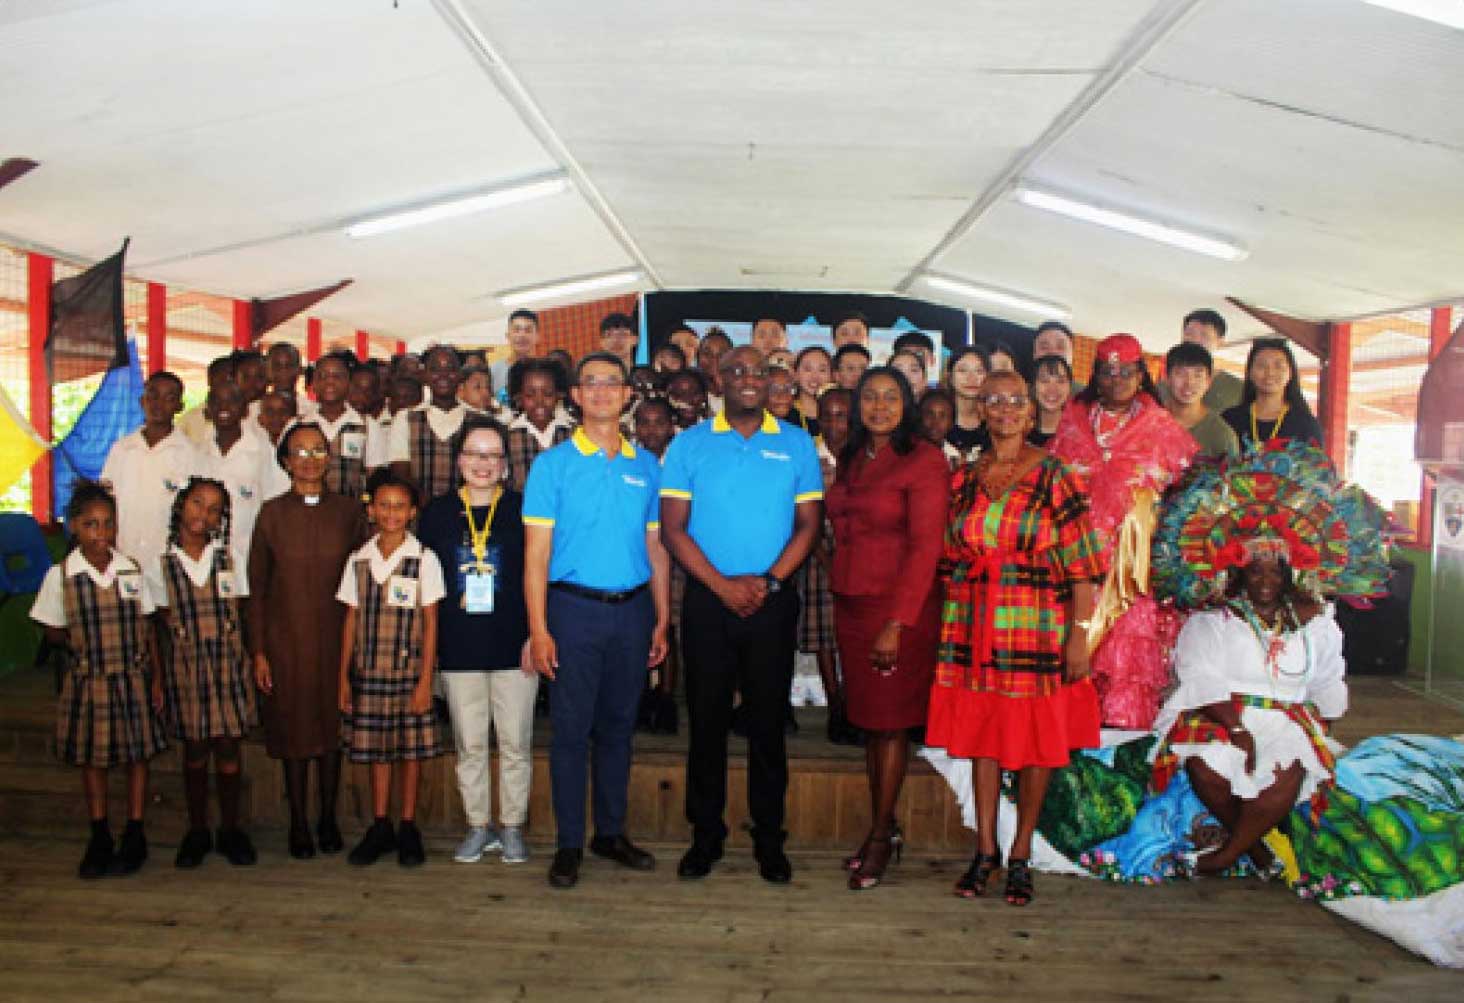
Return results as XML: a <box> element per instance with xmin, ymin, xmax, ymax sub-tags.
<box><xmin>926</xmin><ymin>370</ymin><xmax>1107</xmax><ymax>906</ymax></box>
<box><xmin>825</xmin><ymin>367</ymin><xmax>950</xmax><ymax>891</ymax></box>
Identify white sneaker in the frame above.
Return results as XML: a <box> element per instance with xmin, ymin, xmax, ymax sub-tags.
<box><xmin>454</xmin><ymin>825</ymin><xmax>499</xmax><ymax>863</ymax></box>
<box><xmin>500</xmin><ymin>825</ymin><xmax>529</xmax><ymax>864</ymax></box>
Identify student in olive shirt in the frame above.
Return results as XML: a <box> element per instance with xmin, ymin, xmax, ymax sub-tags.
<box><xmin>1164</xmin><ymin>343</ymin><xmax>1240</xmax><ymax>459</ymax></box>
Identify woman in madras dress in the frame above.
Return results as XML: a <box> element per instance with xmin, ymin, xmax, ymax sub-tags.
<box><xmin>926</xmin><ymin>370</ymin><xmax>1108</xmax><ymax>906</ymax></box>
<box><xmin>1050</xmin><ymin>334</ymin><xmax>1197</xmax><ymax>729</ymax></box>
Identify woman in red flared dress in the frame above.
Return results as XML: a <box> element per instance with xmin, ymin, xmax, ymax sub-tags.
<box><xmin>926</xmin><ymin>370</ymin><xmax>1108</xmax><ymax>906</ymax></box>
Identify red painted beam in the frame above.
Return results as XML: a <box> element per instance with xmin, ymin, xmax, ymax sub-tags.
<box><xmin>1318</xmin><ymin>322</ymin><xmax>1352</xmax><ymax>475</ymax></box>
<box><xmin>27</xmin><ymin>252</ymin><xmax>53</xmax><ymax>524</ymax></box>
<box><xmin>1418</xmin><ymin>306</ymin><xmax>1455</xmax><ymax>547</ymax></box>
<box><xmin>395</xmin><ymin>340</ymin><xmax>406</xmax><ymax>357</ymax></box>
<box><xmin>356</xmin><ymin>329</ymin><xmax>370</xmax><ymax>363</ymax></box>
<box><xmin>232</xmin><ymin>299</ymin><xmax>252</xmax><ymax>350</ymax></box>
<box><xmin>306</xmin><ymin>318</ymin><xmax>323</xmax><ymax>363</ymax></box>
<box><xmin>146</xmin><ymin>282</ymin><xmax>167</xmax><ymax>374</ymax></box>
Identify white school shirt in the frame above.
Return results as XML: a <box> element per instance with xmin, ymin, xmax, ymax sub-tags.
<box><xmin>363</xmin><ymin>411</ymin><xmax>393</xmax><ymax>470</ymax></box>
<box><xmin>195</xmin><ymin>430</ymin><xmax>275</xmax><ymax>557</ymax></box>
<box><xmin>31</xmin><ymin>549</ymin><xmax>153</xmax><ymax>628</ymax></box>
<box><xmin>506</xmin><ymin>411</ymin><xmax>575</xmax><ymax>451</ymax></box>
<box><xmin>335</xmin><ymin>534</ymin><xmax>446</xmax><ymax>608</ymax></box>
<box><xmin>387</xmin><ymin>402</ymin><xmax>470</xmax><ymax>464</ymax></box>
<box><xmin>99</xmin><ymin>429</ymin><xmax>200</xmax><ymax>571</ymax></box>
<box><xmin>144</xmin><ymin>540</ymin><xmax>252</xmax><ymax>608</ymax></box>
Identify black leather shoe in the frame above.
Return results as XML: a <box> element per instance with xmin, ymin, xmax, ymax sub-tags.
<box><xmin>348</xmin><ymin>819</ymin><xmax>397</xmax><ymax>867</ymax></box>
<box><xmin>677</xmin><ymin>840</ymin><xmax>723</xmax><ymax>879</ymax></box>
<box><xmin>397</xmin><ymin>820</ymin><xmax>426</xmax><ymax>868</ymax></box>
<box><xmin>316</xmin><ymin>817</ymin><xmax>344</xmax><ymax>854</ymax></box>
<box><xmin>174</xmin><ymin>827</ymin><xmax>213</xmax><ymax>869</ymax></box>
<box><xmin>217</xmin><ymin>827</ymin><xmax>257</xmax><ymax>866</ymax></box>
<box><xmin>589</xmin><ymin>834</ymin><xmax>655</xmax><ymax>871</ymax></box>
<box><xmin>78</xmin><ymin>829</ymin><xmax>113</xmax><ymax>880</ymax></box>
<box><xmin>754</xmin><ymin>833</ymin><xmax>793</xmax><ymax>884</ymax></box>
<box><xmin>548</xmin><ymin>847</ymin><xmax>583</xmax><ymax>889</ymax></box>
<box><xmin>288</xmin><ymin>826</ymin><xmax>316</xmax><ymax>860</ymax></box>
<box><xmin>111</xmin><ymin>821</ymin><xmax>148</xmax><ymax>876</ymax></box>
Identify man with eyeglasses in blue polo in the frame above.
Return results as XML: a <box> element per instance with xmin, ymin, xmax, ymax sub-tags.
<box><xmin>523</xmin><ymin>351</ymin><xmax>670</xmax><ymax>890</ymax></box>
<box><xmin>660</xmin><ymin>345</ymin><xmax>823</xmax><ymax>884</ymax></box>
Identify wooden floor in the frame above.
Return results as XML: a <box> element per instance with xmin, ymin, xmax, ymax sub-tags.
<box><xmin>2</xmin><ymin>666</ymin><xmax>1463</xmax><ymax>999</ymax></box>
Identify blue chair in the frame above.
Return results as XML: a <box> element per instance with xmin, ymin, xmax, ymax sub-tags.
<box><xmin>0</xmin><ymin>511</ymin><xmax>53</xmax><ymax>609</ymax></box>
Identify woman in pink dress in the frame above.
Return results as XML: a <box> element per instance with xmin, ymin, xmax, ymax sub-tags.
<box><xmin>1050</xmin><ymin>334</ymin><xmax>1196</xmax><ymax>729</ymax></box>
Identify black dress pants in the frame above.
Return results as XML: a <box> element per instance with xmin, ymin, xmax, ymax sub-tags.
<box><xmin>681</xmin><ymin>577</ymin><xmax>799</xmax><ymax>844</ymax></box>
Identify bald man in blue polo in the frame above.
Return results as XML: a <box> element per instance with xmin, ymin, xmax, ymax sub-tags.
<box><xmin>660</xmin><ymin>345</ymin><xmax>823</xmax><ymax>884</ymax></box>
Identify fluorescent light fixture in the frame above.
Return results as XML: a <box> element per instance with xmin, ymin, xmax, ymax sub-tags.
<box><xmin>345</xmin><ymin>176</ymin><xmax>569</xmax><ymax>238</ymax></box>
<box><xmin>1014</xmin><ymin>186</ymin><xmax>1249</xmax><ymax>262</ymax></box>
<box><xmin>920</xmin><ymin>273</ymin><xmax>1071</xmax><ymax>320</ymax></box>
<box><xmin>1359</xmin><ymin>0</ymin><xmax>1464</xmax><ymax>30</ymax></box>
<box><xmin>497</xmin><ymin>270</ymin><xmax>642</xmax><ymax>307</ymax></box>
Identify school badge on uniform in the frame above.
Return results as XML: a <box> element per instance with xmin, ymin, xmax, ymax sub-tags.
<box><xmin>116</xmin><ymin>572</ymin><xmax>144</xmax><ymax>601</ymax></box>
<box><xmin>341</xmin><ymin>432</ymin><xmax>365</xmax><ymax>460</ymax></box>
<box><xmin>216</xmin><ymin>571</ymin><xmax>238</xmax><ymax>598</ymax></box>
<box><xmin>387</xmin><ymin>575</ymin><xmax>418</xmax><ymax>608</ymax></box>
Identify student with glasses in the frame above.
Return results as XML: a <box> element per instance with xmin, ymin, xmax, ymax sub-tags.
<box><xmin>247</xmin><ymin>422</ymin><xmax>369</xmax><ymax>859</ymax></box>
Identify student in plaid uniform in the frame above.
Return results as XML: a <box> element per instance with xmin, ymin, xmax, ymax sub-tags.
<box><xmin>31</xmin><ymin>482</ymin><xmax>168</xmax><ymax>880</ymax></box>
<box><xmin>389</xmin><ymin>344</ymin><xmax>470</xmax><ymax>504</ymax></box>
<box><xmin>504</xmin><ymin>358</ymin><xmax>574</xmax><ymax>493</ymax></box>
<box><xmin>306</xmin><ymin>350</ymin><xmax>373</xmax><ymax>502</ymax></box>
<box><xmin>336</xmin><ymin>470</ymin><xmax>447</xmax><ymax>868</ymax></box>
<box><xmin>147</xmin><ymin>477</ymin><xmax>258</xmax><ymax>869</ymax></box>
<box><xmin>926</xmin><ymin>370</ymin><xmax>1108</xmax><ymax>907</ymax></box>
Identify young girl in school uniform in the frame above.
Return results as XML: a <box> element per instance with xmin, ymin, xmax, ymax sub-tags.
<box><xmin>147</xmin><ymin>476</ymin><xmax>258</xmax><ymax>869</ymax></box>
<box><xmin>309</xmin><ymin>350</ymin><xmax>372</xmax><ymax>503</ymax></box>
<box><xmin>337</xmin><ymin>469</ymin><xmax>446</xmax><ymax>867</ymax></box>
<box><xmin>31</xmin><ymin>481</ymin><xmax>168</xmax><ymax>879</ymax></box>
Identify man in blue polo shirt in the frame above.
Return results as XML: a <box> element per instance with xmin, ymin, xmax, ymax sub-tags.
<box><xmin>523</xmin><ymin>351</ymin><xmax>670</xmax><ymax>890</ymax></box>
<box><xmin>660</xmin><ymin>344</ymin><xmax>823</xmax><ymax>883</ymax></box>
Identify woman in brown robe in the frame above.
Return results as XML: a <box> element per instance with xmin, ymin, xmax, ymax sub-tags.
<box><xmin>248</xmin><ymin>422</ymin><xmax>365</xmax><ymax>858</ymax></box>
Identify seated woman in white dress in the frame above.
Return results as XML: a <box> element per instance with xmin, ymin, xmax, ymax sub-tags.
<box><xmin>1150</xmin><ymin>545</ymin><xmax>1346</xmax><ymax>876</ymax></box>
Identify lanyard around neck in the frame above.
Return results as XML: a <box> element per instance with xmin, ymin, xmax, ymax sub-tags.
<box><xmin>1250</xmin><ymin>403</ymin><xmax>1289</xmax><ymax>443</ymax></box>
<box><xmin>459</xmin><ymin>486</ymin><xmax>503</xmax><ymax>568</ymax></box>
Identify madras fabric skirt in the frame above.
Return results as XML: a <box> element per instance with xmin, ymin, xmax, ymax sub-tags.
<box><xmin>57</xmin><ymin>669</ymin><xmax>167</xmax><ymax>767</ymax></box>
<box><xmin>925</xmin><ymin>678</ymin><xmax>1100</xmax><ymax>770</ymax></box>
<box><xmin>342</xmin><ymin>671</ymin><xmax>441</xmax><ymax>763</ymax></box>
<box><xmin>797</xmin><ymin>556</ymin><xmax>835</xmax><ymax>653</ymax></box>
<box><xmin>164</xmin><ymin>647</ymin><xmax>256</xmax><ymax>742</ymax></box>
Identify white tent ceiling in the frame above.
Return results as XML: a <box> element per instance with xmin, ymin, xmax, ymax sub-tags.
<box><xmin>1</xmin><ymin>0</ymin><xmax>1461</xmax><ymax>348</ymax></box>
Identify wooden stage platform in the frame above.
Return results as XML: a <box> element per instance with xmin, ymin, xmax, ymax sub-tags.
<box><xmin>2</xmin><ymin>665</ymin><xmax>1462</xmax><ymax>1000</ymax></box>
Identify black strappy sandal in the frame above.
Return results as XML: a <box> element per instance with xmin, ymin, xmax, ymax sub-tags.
<box><xmin>1004</xmin><ymin>857</ymin><xmax>1034</xmax><ymax>906</ymax></box>
<box><xmin>954</xmin><ymin>851</ymin><xmax>1001</xmax><ymax>899</ymax></box>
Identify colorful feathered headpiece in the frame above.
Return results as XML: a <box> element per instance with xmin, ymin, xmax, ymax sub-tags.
<box><xmin>1152</xmin><ymin>440</ymin><xmax>1391</xmax><ymax>608</ymax></box>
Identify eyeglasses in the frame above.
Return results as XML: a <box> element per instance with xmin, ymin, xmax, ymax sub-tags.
<box><xmin>461</xmin><ymin>449</ymin><xmax>505</xmax><ymax>462</ymax></box>
<box><xmin>721</xmin><ymin>364</ymin><xmax>769</xmax><ymax>380</ymax></box>
<box><xmin>980</xmin><ymin>393</ymin><xmax>1030</xmax><ymax>410</ymax></box>
<box><xmin>291</xmin><ymin>447</ymin><xmax>329</xmax><ymax>460</ymax></box>
<box><xmin>1096</xmin><ymin>363</ymin><xmax>1142</xmax><ymax>380</ymax></box>
<box><xmin>578</xmin><ymin>376</ymin><xmax>627</xmax><ymax>389</ymax></box>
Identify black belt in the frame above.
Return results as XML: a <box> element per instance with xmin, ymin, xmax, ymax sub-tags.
<box><xmin>550</xmin><ymin>581</ymin><xmax>648</xmax><ymax>604</ymax></box>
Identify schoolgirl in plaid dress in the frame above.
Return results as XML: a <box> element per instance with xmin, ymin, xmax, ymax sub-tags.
<box><xmin>388</xmin><ymin>345</ymin><xmax>470</xmax><ymax>505</ymax></box>
<box><xmin>309</xmin><ymin>351</ymin><xmax>373</xmax><ymax>503</ymax></box>
<box><xmin>31</xmin><ymin>481</ymin><xmax>167</xmax><ymax>879</ymax></box>
<box><xmin>147</xmin><ymin>476</ymin><xmax>258</xmax><ymax>868</ymax></box>
<box><xmin>505</xmin><ymin>358</ymin><xmax>575</xmax><ymax>493</ymax></box>
<box><xmin>336</xmin><ymin>470</ymin><xmax>446</xmax><ymax>867</ymax></box>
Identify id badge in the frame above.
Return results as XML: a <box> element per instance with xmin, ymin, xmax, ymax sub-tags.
<box><xmin>116</xmin><ymin>571</ymin><xmax>144</xmax><ymax>602</ymax></box>
<box><xmin>387</xmin><ymin>575</ymin><xmax>418</xmax><ymax>608</ymax></box>
<box><xmin>340</xmin><ymin>431</ymin><xmax>365</xmax><ymax>460</ymax></box>
<box><xmin>216</xmin><ymin>571</ymin><xmax>238</xmax><ymax>598</ymax></box>
<box><xmin>464</xmin><ymin>570</ymin><xmax>496</xmax><ymax>614</ymax></box>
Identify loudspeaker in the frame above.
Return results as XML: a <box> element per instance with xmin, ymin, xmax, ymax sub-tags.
<box><xmin>1336</xmin><ymin>556</ymin><xmax>1413</xmax><ymax>676</ymax></box>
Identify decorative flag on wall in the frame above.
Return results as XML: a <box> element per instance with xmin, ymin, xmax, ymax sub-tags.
<box><xmin>46</xmin><ymin>238</ymin><xmax>130</xmax><ymax>383</ymax></box>
<box><xmin>0</xmin><ymin>384</ymin><xmax>47</xmax><ymax>498</ymax></box>
<box><xmin>251</xmin><ymin>279</ymin><xmax>353</xmax><ymax>342</ymax></box>
<box><xmin>51</xmin><ymin>341</ymin><xmax>145</xmax><ymax>520</ymax></box>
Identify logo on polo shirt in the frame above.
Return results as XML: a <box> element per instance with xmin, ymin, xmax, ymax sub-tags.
<box><xmin>622</xmin><ymin>474</ymin><xmax>648</xmax><ymax>488</ymax></box>
<box><xmin>760</xmin><ymin>449</ymin><xmax>791</xmax><ymax>462</ymax></box>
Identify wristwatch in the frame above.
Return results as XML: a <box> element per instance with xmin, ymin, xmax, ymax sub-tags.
<box><xmin>762</xmin><ymin>572</ymin><xmax>782</xmax><ymax>594</ymax></box>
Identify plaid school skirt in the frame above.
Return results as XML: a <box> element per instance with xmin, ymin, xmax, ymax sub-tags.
<box><xmin>164</xmin><ymin>642</ymin><xmax>257</xmax><ymax>742</ymax></box>
<box><xmin>342</xmin><ymin>671</ymin><xmax>442</xmax><ymax>764</ymax></box>
<box><xmin>797</xmin><ymin>553</ymin><xmax>835</xmax><ymax>653</ymax></box>
<box><xmin>57</xmin><ymin>667</ymin><xmax>167</xmax><ymax>768</ymax></box>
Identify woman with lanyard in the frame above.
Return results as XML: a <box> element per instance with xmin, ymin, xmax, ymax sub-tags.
<box><xmin>417</xmin><ymin>415</ymin><xmax>534</xmax><ymax>866</ymax></box>
<box><xmin>1220</xmin><ymin>338</ymin><xmax>1324</xmax><ymax>452</ymax></box>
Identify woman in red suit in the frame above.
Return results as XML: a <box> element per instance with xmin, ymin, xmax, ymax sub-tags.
<box><xmin>825</xmin><ymin>366</ymin><xmax>950</xmax><ymax>891</ymax></box>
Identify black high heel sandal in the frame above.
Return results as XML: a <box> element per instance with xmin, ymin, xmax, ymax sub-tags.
<box><xmin>843</xmin><ymin>824</ymin><xmax>903</xmax><ymax>871</ymax></box>
<box><xmin>1004</xmin><ymin>857</ymin><xmax>1034</xmax><ymax>906</ymax></box>
<box><xmin>849</xmin><ymin>834</ymin><xmax>899</xmax><ymax>891</ymax></box>
<box><xmin>954</xmin><ymin>851</ymin><xmax>1001</xmax><ymax>898</ymax></box>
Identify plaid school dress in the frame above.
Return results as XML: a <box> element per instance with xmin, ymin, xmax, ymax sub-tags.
<box><xmin>506</xmin><ymin>421</ymin><xmax>573</xmax><ymax>493</ymax></box>
<box><xmin>57</xmin><ymin>561</ymin><xmax>167</xmax><ymax>767</ymax></box>
<box><xmin>160</xmin><ymin>549</ymin><xmax>256</xmax><ymax>741</ymax></box>
<box><xmin>406</xmin><ymin>409</ymin><xmax>457</xmax><ymax>503</ymax></box>
<box><xmin>796</xmin><ymin>521</ymin><xmax>836</xmax><ymax>653</ymax></box>
<box><xmin>325</xmin><ymin>416</ymin><xmax>369</xmax><ymax>502</ymax></box>
<box><xmin>341</xmin><ymin>554</ymin><xmax>441</xmax><ymax>763</ymax></box>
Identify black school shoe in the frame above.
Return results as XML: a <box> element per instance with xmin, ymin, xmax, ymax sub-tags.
<box><xmin>217</xmin><ymin>827</ymin><xmax>258</xmax><ymax>866</ymax></box>
<box><xmin>348</xmin><ymin>818</ymin><xmax>397</xmax><ymax>866</ymax></box>
<box><xmin>78</xmin><ymin>828</ymin><xmax>114</xmax><ymax>880</ymax></box>
<box><xmin>174</xmin><ymin>828</ymin><xmax>213</xmax><ymax>869</ymax></box>
<box><xmin>111</xmin><ymin>820</ymin><xmax>148</xmax><ymax>876</ymax></box>
<box><xmin>397</xmin><ymin>820</ymin><xmax>426</xmax><ymax>868</ymax></box>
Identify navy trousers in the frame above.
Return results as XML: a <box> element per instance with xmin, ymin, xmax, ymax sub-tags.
<box><xmin>546</xmin><ymin>587</ymin><xmax>654</xmax><ymax>849</ymax></box>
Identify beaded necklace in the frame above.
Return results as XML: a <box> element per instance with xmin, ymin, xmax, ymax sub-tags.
<box><xmin>1090</xmin><ymin>398</ymin><xmax>1140</xmax><ymax>463</ymax></box>
<box><xmin>1229</xmin><ymin>596</ymin><xmax>1310</xmax><ymax>680</ymax></box>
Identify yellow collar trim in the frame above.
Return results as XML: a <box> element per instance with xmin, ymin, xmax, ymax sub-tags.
<box><xmin>711</xmin><ymin>410</ymin><xmax>780</xmax><ymax>434</ymax></box>
<box><xmin>572</xmin><ymin>426</ymin><xmax>636</xmax><ymax>458</ymax></box>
